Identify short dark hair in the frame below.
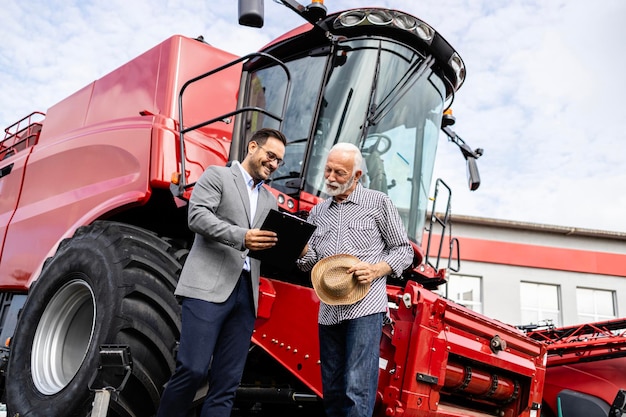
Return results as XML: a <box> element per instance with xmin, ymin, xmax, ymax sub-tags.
<box><xmin>249</xmin><ymin>128</ymin><xmax>287</xmax><ymax>146</ymax></box>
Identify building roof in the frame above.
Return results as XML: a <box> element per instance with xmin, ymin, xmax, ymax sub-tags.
<box><xmin>446</xmin><ymin>213</ymin><xmax>626</xmax><ymax>242</ymax></box>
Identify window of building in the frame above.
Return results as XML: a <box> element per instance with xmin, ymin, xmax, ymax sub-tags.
<box><xmin>437</xmin><ymin>274</ymin><xmax>482</xmax><ymax>313</ymax></box>
<box><xmin>520</xmin><ymin>282</ymin><xmax>561</xmax><ymax>327</ymax></box>
<box><xmin>576</xmin><ymin>287</ymin><xmax>616</xmax><ymax>323</ymax></box>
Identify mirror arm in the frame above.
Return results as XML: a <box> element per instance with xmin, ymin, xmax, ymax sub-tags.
<box><xmin>442</xmin><ymin>126</ymin><xmax>483</xmax><ymax>160</ymax></box>
<box><xmin>441</xmin><ymin>126</ymin><xmax>483</xmax><ymax>191</ymax></box>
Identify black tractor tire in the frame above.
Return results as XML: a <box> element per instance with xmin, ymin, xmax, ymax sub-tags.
<box><xmin>5</xmin><ymin>221</ymin><xmax>184</xmax><ymax>417</ymax></box>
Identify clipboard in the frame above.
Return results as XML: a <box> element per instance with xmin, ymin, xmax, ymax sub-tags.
<box><xmin>249</xmin><ymin>209</ymin><xmax>316</xmax><ymax>269</ymax></box>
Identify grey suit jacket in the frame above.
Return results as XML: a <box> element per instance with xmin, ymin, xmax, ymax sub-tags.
<box><xmin>175</xmin><ymin>163</ymin><xmax>277</xmax><ymax>314</ymax></box>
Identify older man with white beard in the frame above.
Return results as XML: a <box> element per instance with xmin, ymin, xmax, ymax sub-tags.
<box><xmin>297</xmin><ymin>142</ymin><xmax>413</xmax><ymax>417</ymax></box>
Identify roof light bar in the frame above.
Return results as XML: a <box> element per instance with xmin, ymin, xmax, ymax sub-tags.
<box><xmin>332</xmin><ymin>8</ymin><xmax>465</xmax><ymax>93</ymax></box>
<box><xmin>334</xmin><ymin>9</ymin><xmax>435</xmax><ymax>44</ymax></box>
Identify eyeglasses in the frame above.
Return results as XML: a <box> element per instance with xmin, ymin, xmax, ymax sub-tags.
<box><xmin>257</xmin><ymin>144</ymin><xmax>285</xmax><ymax>167</ymax></box>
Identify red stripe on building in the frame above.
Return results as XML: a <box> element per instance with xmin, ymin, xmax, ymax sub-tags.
<box><xmin>430</xmin><ymin>236</ymin><xmax>626</xmax><ymax>277</ymax></box>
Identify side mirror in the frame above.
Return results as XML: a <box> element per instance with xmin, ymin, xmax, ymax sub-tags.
<box><xmin>238</xmin><ymin>0</ymin><xmax>264</xmax><ymax>28</ymax></box>
<box><xmin>466</xmin><ymin>156</ymin><xmax>481</xmax><ymax>191</ymax></box>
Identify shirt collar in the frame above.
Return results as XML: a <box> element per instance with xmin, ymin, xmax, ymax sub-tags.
<box><xmin>235</xmin><ymin>161</ymin><xmax>264</xmax><ymax>191</ymax></box>
<box><xmin>330</xmin><ymin>182</ymin><xmax>363</xmax><ymax>206</ymax></box>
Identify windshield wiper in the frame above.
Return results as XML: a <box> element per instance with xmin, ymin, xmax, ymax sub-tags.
<box><xmin>367</xmin><ymin>55</ymin><xmax>435</xmax><ymax>127</ymax></box>
<box><xmin>363</xmin><ymin>42</ymin><xmax>382</xmax><ymax>136</ymax></box>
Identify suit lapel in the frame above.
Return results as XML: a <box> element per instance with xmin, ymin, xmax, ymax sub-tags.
<box><xmin>230</xmin><ymin>163</ymin><xmax>252</xmax><ymax>225</ymax></box>
<box><xmin>252</xmin><ymin>187</ymin><xmax>272</xmax><ymax>228</ymax></box>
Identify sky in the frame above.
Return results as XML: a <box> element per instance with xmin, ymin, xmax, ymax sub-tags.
<box><xmin>2</xmin><ymin>0</ymin><xmax>626</xmax><ymax>234</ymax></box>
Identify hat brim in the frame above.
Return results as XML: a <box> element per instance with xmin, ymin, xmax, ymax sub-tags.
<box><xmin>311</xmin><ymin>254</ymin><xmax>369</xmax><ymax>305</ymax></box>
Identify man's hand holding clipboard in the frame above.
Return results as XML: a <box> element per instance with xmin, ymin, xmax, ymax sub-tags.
<box><xmin>248</xmin><ymin>209</ymin><xmax>316</xmax><ymax>270</ymax></box>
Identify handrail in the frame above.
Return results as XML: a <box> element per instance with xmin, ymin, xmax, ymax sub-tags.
<box><xmin>3</xmin><ymin>111</ymin><xmax>45</xmax><ymax>141</ymax></box>
<box><xmin>172</xmin><ymin>52</ymin><xmax>291</xmax><ymax>197</ymax></box>
<box><xmin>1</xmin><ymin>112</ymin><xmax>45</xmax><ymax>160</ymax></box>
<box><xmin>424</xmin><ymin>179</ymin><xmax>453</xmax><ymax>272</ymax></box>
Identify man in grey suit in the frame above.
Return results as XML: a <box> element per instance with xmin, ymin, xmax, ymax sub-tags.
<box><xmin>156</xmin><ymin>128</ymin><xmax>287</xmax><ymax>417</ymax></box>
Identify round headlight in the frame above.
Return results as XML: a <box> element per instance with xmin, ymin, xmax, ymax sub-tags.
<box><xmin>337</xmin><ymin>10</ymin><xmax>366</xmax><ymax>27</ymax></box>
<box><xmin>415</xmin><ymin>22</ymin><xmax>435</xmax><ymax>42</ymax></box>
<box><xmin>393</xmin><ymin>13</ymin><xmax>417</xmax><ymax>31</ymax></box>
<box><xmin>449</xmin><ymin>53</ymin><xmax>466</xmax><ymax>88</ymax></box>
<box><xmin>367</xmin><ymin>10</ymin><xmax>393</xmax><ymax>25</ymax></box>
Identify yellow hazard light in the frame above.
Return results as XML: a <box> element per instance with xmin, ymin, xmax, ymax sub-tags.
<box><xmin>5</xmin><ymin>337</ymin><xmax>10</xmax><ymax>347</ymax></box>
<box><xmin>171</xmin><ymin>172</ymin><xmax>181</xmax><ymax>185</ymax></box>
<box><xmin>307</xmin><ymin>0</ymin><xmax>327</xmax><ymax>20</ymax></box>
<box><xmin>442</xmin><ymin>108</ymin><xmax>456</xmax><ymax>127</ymax></box>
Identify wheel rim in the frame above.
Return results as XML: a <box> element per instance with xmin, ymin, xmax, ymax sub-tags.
<box><xmin>31</xmin><ymin>277</ymin><xmax>96</xmax><ymax>395</ymax></box>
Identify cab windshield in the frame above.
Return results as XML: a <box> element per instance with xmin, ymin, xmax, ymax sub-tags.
<box><xmin>244</xmin><ymin>38</ymin><xmax>446</xmax><ymax>244</ymax></box>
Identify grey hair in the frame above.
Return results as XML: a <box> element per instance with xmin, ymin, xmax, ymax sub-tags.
<box><xmin>329</xmin><ymin>142</ymin><xmax>363</xmax><ymax>176</ymax></box>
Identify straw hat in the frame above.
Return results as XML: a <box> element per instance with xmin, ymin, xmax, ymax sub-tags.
<box><xmin>311</xmin><ymin>254</ymin><xmax>369</xmax><ymax>305</ymax></box>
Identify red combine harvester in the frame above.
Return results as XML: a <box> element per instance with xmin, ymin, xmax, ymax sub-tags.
<box><xmin>0</xmin><ymin>1</ymin><xmax>620</xmax><ymax>416</ymax></box>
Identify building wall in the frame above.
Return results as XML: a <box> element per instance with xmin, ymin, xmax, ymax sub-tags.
<box><xmin>452</xmin><ymin>260</ymin><xmax>626</xmax><ymax>327</ymax></box>
<box><xmin>432</xmin><ymin>215</ymin><xmax>626</xmax><ymax>328</ymax></box>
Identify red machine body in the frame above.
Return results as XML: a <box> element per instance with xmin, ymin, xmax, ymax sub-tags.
<box><xmin>379</xmin><ymin>282</ymin><xmax>545</xmax><ymax>417</ymax></box>
<box><xmin>527</xmin><ymin>319</ymin><xmax>626</xmax><ymax>417</ymax></box>
<box><xmin>254</xmin><ymin>276</ymin><xmax>547</xmax><ymax>416</ymax></box>
<box><xmin>0</xmin><ymin>35</ymin><xmax>240</xmax><ymax>290</ymax></box>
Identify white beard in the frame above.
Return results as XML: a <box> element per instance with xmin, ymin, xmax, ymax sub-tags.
<box><xmin>325</xmin><ymin>175</ymin><xmax>355</xmax><ymax>196</ymax></box>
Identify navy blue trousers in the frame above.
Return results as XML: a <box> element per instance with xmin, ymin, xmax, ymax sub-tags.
<box><xmin>319</xmin><ymin>313</ymin><xmax>384</xmax><ymax>417</ymax></box>
<box><xmin>156</xmin><ymin>271</ymin><xmax>256</xmax><ymax>417</ymax></box>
